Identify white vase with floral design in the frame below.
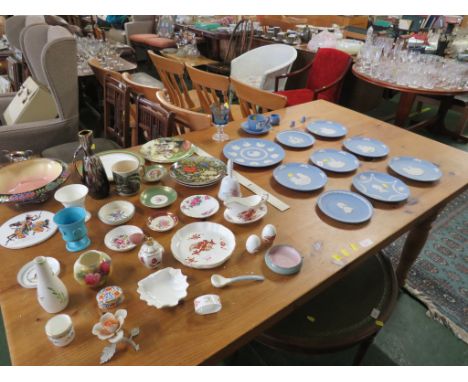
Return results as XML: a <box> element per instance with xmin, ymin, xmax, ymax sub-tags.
<box><xmin>35</xmin><ymin>256</ymin><xmax>69</xmax><ymax>313</ymax></box>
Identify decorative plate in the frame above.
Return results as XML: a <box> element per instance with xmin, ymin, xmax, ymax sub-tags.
<box><xmin>180</xmin><ymin>195</ymin><xmax>220</xmax><ymax>218</ymax></box>
<box><xmin>17</xmin><ymin>257</ymin><xmax>61</xmax><ymax>288</ymax></box>
<box><xmin>169</xmin><ymin>156</ymin><xmax>226</xmax><ymax>187</ymax></box>
<box><xmin>307</xmin><ymin>120</ymin><xmax>348</xmax><ymax>138</ymax></box>
<box><xmin>240</xmin><ymin>122</ymin><xmax>272</xmax><ymax>135</ymax></box>
<box><xmin>0</xmin><ymin>211</ymin><xmax>58</xmax><ymax>249</ymax></box>
<box><xmin>140</xmin><ymin>186</ymin><xmax>177</xmax><ymax>208</ymax></box>
<box><xmin>352</xmin><ymin>171</ymin><xmax>410</xmax><ymax>202</ymax></box>
<box><xmin>223</xmin><ymin>138</ymin><xmax>285</xmax><ymax>168</ymax></box>
<box><xmin>317</xmin><ymin>190</ymin><xmax>373</xmax><ymax>224</ymax></box>
<box><xmin>98</xmin><ymin>200</ymin><xmax>135</xmax><ymax>225</ymax></box>
<box><xmin>276</xmin><ymin>130</ymin><xmax>315</xmax><ymax>149</ymax></box>
<box><xmin>170</xmin><ymin>222</ymin><xmax>236</xmax><ymax>269</ymax></box>
<box><xmin>224</xmin><ymin>204</ymin><xmax>268</xmax><ymax>225</ymax></box>
<box><xmin>388</xmin><ymin>156</ymin><xmax>442</xmax><ymax>182</ymax></box>
<box><xmin>137</xmin><ymin>267</ymin><xmax>188</xmax><ymax>309</ymax></box>
<box><xmin>104</xmin><ymin>225</ymin><xmax>143</xmax><ymax>252</ymax></box>
<box><xmin>310</xmin><ymin>149</ymin><xmax>360</xmax><ymax>173</ymax></box>
<box><xmin>140</xmin><ymin>138</ymin><xmax>194</xmax><ymax>163</ymax></box>
<box><xmin>143</xmin><ymin>164</ymin><xmax>167</xmax><ymax>182</ymax></box>
<box><xmin>147</xmin><ymin>211</ymin><xmax>179</xmax><ymax>232</ymax></box>
<box><xmin>273</xmin><ymin>163</ymin><xmax>327</xmax><ymax>192</ymax></box>
<box><xmin>79</xmin><ymin>150</ymin><xmax>144</xmax><ymax>182</ymax></box>
<box><xmin>343</xmin><ymin>136</ymin><xmax>389</xmax><ymax>158</ymax></box>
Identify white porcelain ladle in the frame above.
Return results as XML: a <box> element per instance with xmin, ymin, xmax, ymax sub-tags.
<box><xmin>210</xmin><ymin>274</ymin><xmax>265</xmax><ymax>288</ymax></box>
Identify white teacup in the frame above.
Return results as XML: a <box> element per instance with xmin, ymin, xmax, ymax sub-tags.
<box><xmin>54</xmin><ymin>184</ymin><xmax>91</xmax><ymax>222</ymax></box>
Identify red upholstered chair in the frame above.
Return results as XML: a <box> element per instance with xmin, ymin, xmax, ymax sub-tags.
<box><xmin>125</xmin><ymin>16</ymin><xmax>176</xmax><ymax>50</ymax></box>
<box><xmin>274</xmin><ymin>48</ymin><xmax>352</xmax><ymax>106</ymax></box>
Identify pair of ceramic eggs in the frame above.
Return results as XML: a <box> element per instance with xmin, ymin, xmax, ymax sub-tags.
<box><xmin>245</xmin><ymin>224</ymin><xmax>276</xmax><ymax>254</ymax></box>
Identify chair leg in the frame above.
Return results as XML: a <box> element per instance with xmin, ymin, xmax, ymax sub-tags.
<box><xmin>352</xmin><ymin>334</ymin><xmax>376</xmax><ymax>366</ymax></box>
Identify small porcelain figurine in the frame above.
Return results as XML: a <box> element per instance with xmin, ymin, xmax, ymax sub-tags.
<box><xmin>138</xmin><ymin>236</ymin><xmax>164</xmax><ymax>269</ymax></box>
<box><xmin>218</xmin><ymin>159</ymin><xmax>241</xmax><ymax>202</ymax></box>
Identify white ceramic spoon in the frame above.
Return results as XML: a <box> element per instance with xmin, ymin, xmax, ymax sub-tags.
<box><xmin>211</xmin><ymin>274</ymin><xmax>265</xmax><ymax>288</ymax></box>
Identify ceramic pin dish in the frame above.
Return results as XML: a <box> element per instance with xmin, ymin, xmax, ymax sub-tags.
<box><xmin>143</xmin><ymin>164</ymin><xmax>167</xmax><ymax>183</ymax></box>
<box><xmin>140</xmin><ymin>186</ymin><xmax>177</xmax><ymax>208</ymax></box>
<box><xmin>104</xmin><ymin>225</ymin><xmax>144</xmax><ymax>252</ymax></box>
<box><xmin>147</xmin><ymin>211</ymin><xmax>179</xmax><ymax>232</ymax></box>
<box><xmin>265</xmin><ymin>245</ymin><xmax>303</xmax><ymax>275</ymax></box>
<box><xmin>137</xmin><ymin>267</ymin><xmax>188</xmax><ymax>309</ymax></box>
<box><xmin>98</xmin><ymin>200</ymin><xmax>135</xmax><ymax>226</ymax></box>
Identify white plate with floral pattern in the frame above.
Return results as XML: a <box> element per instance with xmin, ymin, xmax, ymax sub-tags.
<box><xmin>170</xmin><ymin>222</ymin><xmax>236</xmax><ymax>269</ymax></box>
<box><xmin>224</xmin><ymin>204</ymin><xmax>268</xmax><ymax>225</ymax></box>
<box><xmin>98</xmin><ymin>200</ymin><xmax>135</xmax><ymax>226</ymax></box>
<box><xmin>104</xmin><ymin>225</ymin><xmax>143</xmax><ymax>252</ymax></box>
<box><xmin>180</xmin><ymin>195</ymin><xmax>220</xmax><ymax>219</ymax></box>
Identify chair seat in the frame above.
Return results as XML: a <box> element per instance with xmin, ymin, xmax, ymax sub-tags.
<box><xmin>275</xmin><ymin>89</ymin><xmax>315</xmax><ymax>107</ymax></box>
<box><xmin>257</xmin><ymin>252</ymin><xmax>398</xmax><ymax>353</ymax></box>
<box><xmin>129</xmin><ymin>72</ymin><xmax>164</xmax><ymax>89</ymax></box>
<box><xmin>42</xmin><ymin>137</ymin><xmax>122</xmax><ymax>163</ymax></box>
<box><xmin>130</xmin><ymin>34</ymin><xmax>176</xmax><ymax>49</ymax></box>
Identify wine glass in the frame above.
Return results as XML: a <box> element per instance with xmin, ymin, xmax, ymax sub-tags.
<box><xmin>210</xmin><ymin>103</ymin><xmax>230</xmax><ymax>142</ymax></box>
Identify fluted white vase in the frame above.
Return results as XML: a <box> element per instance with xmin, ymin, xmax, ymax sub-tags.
<box><xmin>35</xmin><ymin>256</ymin><xmax>69</xmax><ymax>313</ymax></box>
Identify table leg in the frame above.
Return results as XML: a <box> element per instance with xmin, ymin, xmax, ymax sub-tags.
<box><xmin>395</xmin><ymin>92</ymin><xmax>416</xmax><ymax>127</ymax></box>
<box><xmin>396</xmin><ymin>209</ymin><xmax>440</xmax><ymax>288</ymax></box>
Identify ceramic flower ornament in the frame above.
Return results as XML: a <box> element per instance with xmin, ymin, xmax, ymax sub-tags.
<box><xmin>91</xmin><ymin>309</ymin><xmax>140</xmax><ymax>364</ymax></box>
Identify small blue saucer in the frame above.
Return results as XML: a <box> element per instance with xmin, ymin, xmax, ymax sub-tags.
<box><xmin>241</xmin><ymin>122</ymin><xmax>272</xmax><ymax>135</ymax></box>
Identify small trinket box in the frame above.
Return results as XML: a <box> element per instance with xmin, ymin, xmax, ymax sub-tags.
<box><xmin>96</xmin><ymin>285</ymin><xmax>124</xmax><ymax>311</ymax></box>
<box><xmin>45</xmin><ymin>314</ymin><xmax>75</xmax><ymax>347</ymax></box>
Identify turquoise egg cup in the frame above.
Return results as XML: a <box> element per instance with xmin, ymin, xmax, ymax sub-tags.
<box><xmin>53</xmin><ymin>206</ymin><xmax>91</xmax><ymax>252</ymax></box>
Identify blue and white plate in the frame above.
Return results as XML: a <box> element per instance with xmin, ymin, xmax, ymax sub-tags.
<box><xmin>388</xmin><ymin>156</ymin><xmax>442</xmax><ymax>182</ymax></box>
<box><xmin>307</xmin><ymin>120</ymin><xmax>348</xmax><ymax>138</ymax></box>
<box><xmin>317</xmin><ymin>190</ymin><xmax>373</xmax><ymax>224</ymax></box>
<box><xmin>276</xmin><ymin>130</ymin><xmax>315</xmax><ymax>148</ymax></box>
<box><xmin>310</xmin><ymin>149</ymin><xmax>359</xmax><ymax>173</ymax></box>
<box><xmin>352</xmin><ymin>171</ymin><xmax>410</xmax><ymax>202</ymax></box>
<box><xmin>240</xmin><ymin>122</ymin><xmax>272</xmax><ymax>135</ymax></box>
<box><xmin>223</xmin><ymin>138</ymin><xmax>285</xmax><ymax>168</ymax></box>
<box><xmin>343</xmin><ymin>136</ymin><xmax>389</xmax><ymax>158</ymax></box>
<box><xmin>273</xmin><ymin>163</ymin><xmax>327</xmax><ymax>191</ymax></box>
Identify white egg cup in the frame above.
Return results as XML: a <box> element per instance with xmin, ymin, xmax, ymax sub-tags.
<box><xmin>54</xmin><ymin>184</ymin><xmax>91</xmax><ymax>222</ymax></box>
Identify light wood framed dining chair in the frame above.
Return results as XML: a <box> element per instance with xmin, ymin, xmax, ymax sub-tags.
<box><xmin>87</xmin><ymin>57</ymin><xmax>123</xmax><ymax>86</ymax></box>
<box><xmin>122</xmin><ymin>71</ymin><xmax>163</xmax><ymax>103</ymax></box>
<box><xmin>147</xmin><ymin>50</ymin><xmax>200</xmax><ymax>111</ymax></box>
<box><xmin>156</xmin><ymin>89</ymin><xmax>211</xmax><ymax>134</ymax></box>
<box><xmin>230</xmin><ymin>77</ymin><xmax>287</xmax><ymax>117</ymax></box>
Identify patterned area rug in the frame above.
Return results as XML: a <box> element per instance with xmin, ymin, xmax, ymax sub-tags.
<box><xmin>383</xmin><ymin>189</ymin><xmax>468</xmax><ymax>344</ymax></box>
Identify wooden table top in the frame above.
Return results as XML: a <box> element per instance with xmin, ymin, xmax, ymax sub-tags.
<box><xmin>160</xmin><ymin>50</ymin><xmax>218</xmax><ymax>67</ymax></box>
<box><xmin>1</xmin><ymin>100</ymin><xmax>467</xmax><ymax>365</ymax></box>
<box><xmin>352</xmin><ymin>65</ymin><xmax>468</xmax><ymax>96</ymax></box>
<box><xmin>78</xmin><ymin>57</ymin><xmax>137</xmax><ymax>78</ymax></box>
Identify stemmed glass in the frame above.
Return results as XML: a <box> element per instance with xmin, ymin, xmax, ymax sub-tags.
<box><xmin>210</xmin><ymin>103</ymin><xmax>230</xmax><ymax>142</ymax></box>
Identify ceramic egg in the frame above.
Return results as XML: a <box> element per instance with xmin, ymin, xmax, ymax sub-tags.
<box><xmin>261</xmin><ymin>224</ymin><xmax>277</xmax><ymax>244</ymax></box>
<box><xmin>246</xmin><ymin>234</ymin><xmax>261</xmax><ymax>254</ymax></box>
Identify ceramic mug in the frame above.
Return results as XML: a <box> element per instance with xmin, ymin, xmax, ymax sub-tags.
<box><xmin>112</xmin><ymin>160</ymin><xmax>143</xmax><ymax>196</ymax></box>
<box><xmin>54</xmin><ymin>184</ymin><xmax>91</xmax><ymax>222</ymax></box>
<box><xmin>45</xmin><ymin>314</ymin><xmax>75</xmax><ymax>347</ymax></box>
<box><xmin>53</xmin><ymin>206</ymin><xmax>91</xmax><ymax>252</ymax></box>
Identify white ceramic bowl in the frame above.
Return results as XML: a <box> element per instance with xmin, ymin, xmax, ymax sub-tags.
<box><xmin>98</xmin><ymin>200</ymin><xmax>135</xmax><ymax>226</ymax></box>
<box><xmin>137</xmin><ymin>267</ymin><xmax>188</xmax><ymax>309</ymax></box>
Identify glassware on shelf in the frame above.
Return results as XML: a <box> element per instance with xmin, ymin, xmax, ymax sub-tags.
<box><xmin>210</xmin><ymin>103</ymin><xmax>230</xmax><ymax>142</ymax></box>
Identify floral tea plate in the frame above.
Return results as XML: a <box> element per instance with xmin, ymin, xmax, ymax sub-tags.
<box><xmin>140</xmin><ymin>138</ymin><xmax>194</xmax><ymax>163</ymax></box>
<box><xmin>388</xmin><ymin>156</ymin><xmax>442</xmax><ymax>182</ymax></box>
<box><xmin>343</xmin><ymin>137</ymin><xmax>389</xmax><ymax>159</ymax></box>
<box><xmin>310</xmin><ymin>149</ymin><xmax>359</xmax><ymax>173</ymax></box>
<box><xmin>170</xmin><ymin>222</ymin><xmax>236</xmax><ymax>269</ymax></box>
<box><xmin>104</xmin><ymin>225</ymin><xmax>143</xmax><ymax>252</ymax></box>
<box><xmin>147</xmin><ymin>211</ymin><xmax>179</xmax><ymax>232</ymax></box>
<box><xmin>17</xmin><ymin>256</ymin><xmax>61</xmax><ymax>288</ymax></box>
<box><xmin>223</xmin><ymin>138</ymin><xmax>285</xmax><ymax>168</ymax></box>
<box><xmin>352</xmin><ymin>171</ymin><xmax>410</xmax><ymax>202</ymax></box>
<box><xmin>143</xmin><ymin>164</ymin><xmax>167</xmax><ymax>182</ymax></box>
<box><xmin>307</xmin><ymin>120</ymin><xmax>348</xmax><ymax>138</ymax></box>
<box><xmin>0</xmin><ymin>210</ymin><xmax>58</xmax><ymax>249</ymax></box>
<box><xmin>224</xmin><ymin>204</ymin><xmax>268</xmax><ymax>225</ymax></box>
<box><xmin>180</xmin><ymin>195</ymin><xmax>220</xmax><ymax>218</ymax></box>
<box><xmin>317</xmin><ymin>190</ymin><xmax>373</xmax><ymax>224</ymax></box>
<box><xmin>273</xmin><ymin>163</ymin><xmax>327</xmax><ymax>192</ymax></box>
<box><xmin>140</xmin><ymin>186</ymin><xmax>177</xmax><ymax>208</ymax></box>
<box><xmin>275</xmin><ymin>130</ymin><xmax>315</xmax><ymax>149</ymax></box>
<box><xmin>170</xmin><ymin>156</ymin><xmax>226</xmax><ymax>187</ymax></box>
<box><xmin>98</xmin><ymin>200</ymin><xmax>135</xmax><ymax>225</ymax></box>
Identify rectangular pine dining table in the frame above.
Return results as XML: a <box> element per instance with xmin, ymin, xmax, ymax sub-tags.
<box><xmin>0</xmin><ymin>100</ymin><xmax>467</xmax><ymax>365</ymax></box>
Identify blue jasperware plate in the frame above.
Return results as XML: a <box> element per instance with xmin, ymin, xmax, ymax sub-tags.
<box><xmin>317</xmin><ymin>190</ymin><xmax>373</xmax><ymax>224</ymax></box>
<box><xmin>223</xmin><ymin>138</ymin><xmax>285</xmax><ymax>168</ymax></box>
<box><xmin>310</xmin><ymin>149</ymin><xmax>359</xmax><ymax>173</ymax></box>
<box><xmin>306</xmin><ymin>120</ymin><xmax>348</xmax><ymax>138</ymax></box>
<box><xmin>343</xmin><ymin>136</ymin><xmax>389</xmax><ymax>158</ymax></box>
<box><xmin>276</xmin><ymin>130</ymin><xmax>315</xmax><ymax>148</ymax></box>
<box><xmin>352</xmin><ymin>171</ymin><xmax>410</xmax><ymax>202</ymax></box>
<box><xmin>388</xmin><ymin>156</ymin><xmax>442</xmax><ymax>182</ymax></box>
<box><xmin>273</xmin><ymin>163</ymin><xmax>327</xmax><ymax>191</ymax></box>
